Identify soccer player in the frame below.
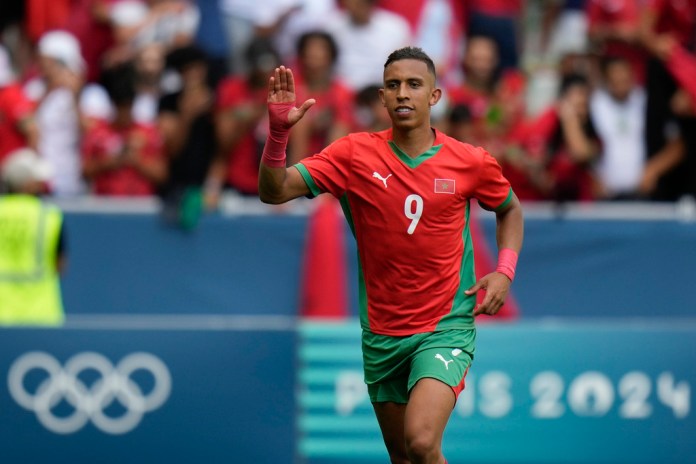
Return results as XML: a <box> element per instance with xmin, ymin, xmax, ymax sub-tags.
<box><xmin>258</xmin><ymin>47</ymin><xmax>524</xmax><ymax>464</ymax></box>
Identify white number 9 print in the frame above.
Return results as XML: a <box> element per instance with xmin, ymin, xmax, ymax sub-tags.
<box><xmin>404</xmin><ymin>194</ymin><xmax>424</xmax><ymax>235</ymax></box>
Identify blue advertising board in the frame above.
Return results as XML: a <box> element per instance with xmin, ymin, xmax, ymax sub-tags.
<box><xmin>61</xmin><ymin>212</ymin><xmax>308</xmax><ymax>315</ymax></box>
<box><xmin>0</xmin><ymin>320</ymin><xmax>296</xmax><ymax>463</ymax></box>
<box><xmin>298</xmin><ymin>320</ymin><xmax>696</xmax><ymax>464</ymax></box>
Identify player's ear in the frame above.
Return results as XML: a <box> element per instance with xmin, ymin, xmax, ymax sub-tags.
<box><xmin>378</xmin><ymin>88</ymin><xmax>386</xmax><ymax>107</ymax></box>
<box><xmin>429</xmin><ymin>88</ymin><xmax>442</xmax><ymax>107</ymax></box>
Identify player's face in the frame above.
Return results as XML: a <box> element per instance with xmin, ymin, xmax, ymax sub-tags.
<box><xmin>380</xmin><ymin>59</ymin><xmax>441</xmax><ymax>131</ymax></box>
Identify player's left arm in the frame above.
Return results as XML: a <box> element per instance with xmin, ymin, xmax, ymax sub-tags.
<box><xmin>466</xmin><ymin>192</ymin><xmax>524</xmax><ymax>316</ymax></box>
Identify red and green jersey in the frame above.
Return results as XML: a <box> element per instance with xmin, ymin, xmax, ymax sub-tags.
<box><xmin>296</xmin><ymin>128</ymin><xmax>512</xmax><ymax>336</ymax></box>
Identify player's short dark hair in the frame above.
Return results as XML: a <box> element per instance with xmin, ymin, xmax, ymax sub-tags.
<box><xmin>384</xmin><ymin>47</ymin><xmax>437</xmax><ymax>80</ymax></box>
<box><xmin>297</xmin><ymin>30</ymin><xmax>339</xmax><ymax>65</ymax></box>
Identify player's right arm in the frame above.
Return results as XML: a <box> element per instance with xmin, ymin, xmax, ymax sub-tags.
<box><xmin>258</xmin><ymin>66</ymin><xmax>316</xmax><ymax>204</ymax></box>
<box><xmin>258</xmin><ymin>162</ymin><xmax>310</xmax><ymax>204</ymax></box>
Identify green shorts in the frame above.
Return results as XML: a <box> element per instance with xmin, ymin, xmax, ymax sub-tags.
<box><xmin>362</xmin><ymin>328</ymin><xmax>476</xmax><ymax>404</ymax></box>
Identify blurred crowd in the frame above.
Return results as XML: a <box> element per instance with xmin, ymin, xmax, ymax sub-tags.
<box><xmin>0</xmin><ymin>0</ymin><xmax>695</xmax><ymax>207</ymax></box>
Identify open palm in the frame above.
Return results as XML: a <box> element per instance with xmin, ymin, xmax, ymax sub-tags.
<box><xmin>267</xmin><ymin>66</ymin><xmax>315</xmax><ymax>128</ymax></box>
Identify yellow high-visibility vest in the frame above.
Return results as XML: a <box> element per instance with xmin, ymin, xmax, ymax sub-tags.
<box><xmin>0</xmin><ymin>194</ymin><xmax>64</xmax><ymax>326</ymax></box>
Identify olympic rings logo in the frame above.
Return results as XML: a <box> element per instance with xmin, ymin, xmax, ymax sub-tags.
<box><xmin>7</xmin><ymin>351</ymin><xmax>171</xmax><ymax>435</ymax></box>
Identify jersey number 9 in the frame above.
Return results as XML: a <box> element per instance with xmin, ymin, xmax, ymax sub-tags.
<box><xmin>404</xmin><ymin>194</ymin><xmax>423</xmax><ymax>235</ymax></box>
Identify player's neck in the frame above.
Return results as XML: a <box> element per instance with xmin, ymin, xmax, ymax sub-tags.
<box><xmin>391</xmin><ymin>125</ymin><xmax>436</xmax><ymax>158</ymax></box>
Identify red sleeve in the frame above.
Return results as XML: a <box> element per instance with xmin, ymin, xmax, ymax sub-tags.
<box><xmin>666</xmin><ymin>45</ymin><xmax>696</xmax><ymax>105</ymax></box>
<box><xmin>4</xmin><ymin>86</ymin><xmax>34</xmax><ymax>126</ymax></box>
<box><xmin>473</xmin><ymin>147</ymin><xmax>513</xmax><ymax>211</ymax></box>
<box><xmin>295</xmin><ymin>135</ymin><xmax>354</xmax><ymax>198</ymax></box>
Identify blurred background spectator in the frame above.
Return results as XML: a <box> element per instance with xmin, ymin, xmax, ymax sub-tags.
<box><xmin>446</xmin><ymin>35</ymin><xmax>526</xmax><ymax>154</ymax></box>
<box><xmin>0</xmin><ymin>0</ymin><xmax>693</xmax><ymax>206</ymax></box>
<box><xmin>639</xmin><ymin>0</ymin><xmax>696</xmax><ymax>201</ymax></box>
<box><xmin>353</xmin><ymin>84</ymin><xmax>391</xmax><ymax>133</ymax></box>
<box><xmin>380</xmin><ymin>0</ymin><xmax>465</xmax><ymax>87</ymax></box>
<box><xmin>288</xmin><ymin>31</ymin><xmax>353</xmax><ymax>165</ymax></box>
<box><xmin>590</xmin><ymin>56</ymin><xmax>647</xmax><ymax>200</ymax></box>
<box><xmin>322</xmin><ymin>0</ymin><xmax>411</xmax><ymax>91</ymax></box>
<box><xmin>81</xmin><ymin>65</ymin><xmax>166</xmax><ymax>195</ymax></box>
<box><xmin>157</xmin><ymin>44</ymin><xmax>215</xmax><ymax>213</ymax></box>
<box><xmin>0</xmin><ymin>45</ymin><xmax>38</xmax><ymax>166</ymax></box>
<box><xmin>466</xmin><ymin>0</ymin><xmax>522</xmax><ymax>71</ymax></box>
<box><xmin>26</xmin><ymin>30</ymin><xmax>87</xmax><ymax>196</ymax></box>
<box><xmin>206</xmin><ymin>37</ymin><xmax>278</xmax><ymax>203</ymax></box>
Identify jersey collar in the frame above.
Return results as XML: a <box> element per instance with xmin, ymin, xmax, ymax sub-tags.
<box><xmin>387</xmin><ymin>128</ymin><xmax>444</xmax><ymax>169</ymax></box>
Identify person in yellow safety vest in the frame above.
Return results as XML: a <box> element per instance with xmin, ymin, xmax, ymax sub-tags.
<box><xmin>0</xmin><ymin>148</ymin><xmax>65</xmax><ymax>326</ymax></box>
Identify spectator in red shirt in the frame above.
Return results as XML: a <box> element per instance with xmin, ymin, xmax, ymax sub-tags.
<box><xmin>508</xmin><ymin>74</ymin><xmax>601</xmax><ymax>202</ymax></box>
<box><xmin>0</xmin><ymin>46</ymin><xmax>38</xmax><ymax>166</ymax></box>
<box><xmin>586</xmin><ymin>0</ymin><xmax>646</xmax><ymax>82</ymax></box>
<box><xmin>288</xmin><ymin>31</ymin><xmax>354</xmax><ymax>165</ymax></box>
<box><xmin>447</xmin><ymin>35</ymin><xmax>526</xmax><ymax>153</ymax></box>
<box><xmin>206</xmin><ymin>38</ymin><xmax>279</xmax><ymax>201</ymax></box>
<box><xmin>82</xmin><ymin>66</ymin><xmax>166</xmax><ymax>195</ymax></box>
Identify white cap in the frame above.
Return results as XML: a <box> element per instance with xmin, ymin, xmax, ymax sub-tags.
<box><xmin>1</xmin><ymin>148</ymin><xmax>52</xmax><ymax>191</ymax></box>
<box><xmin>110</xmin><ymin>0</ymin><xmax>149</xmax><ymax>27</ymax></box>
<box><xmin>80</xmin><ymin>83</ymin><xmax>115</xmax><ymax>121</ymax></box>
<box><xmin>37</xmin><ymin>30</ymin><xmax>86</xmax><ymax>75</ymax></box>
<box><xmin>0</xmin><ymin>44</ymin><xmax>15</xmax><ymax>87</ymax></box>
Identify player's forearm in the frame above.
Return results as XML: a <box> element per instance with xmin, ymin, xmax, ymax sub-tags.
<box><xmin>495</xmin><ymin>196</ymin><xmax>524</xmax><ymax>253</ymax></box>
<box><xmin>258</xmin><ymin>163</ymin><xmax>289</xmax><ymax>204</ymax></box>
<box><xmin>258</xmin><ymin>161</ymin><xmax>311</xmax><ymax>204</ymax></box>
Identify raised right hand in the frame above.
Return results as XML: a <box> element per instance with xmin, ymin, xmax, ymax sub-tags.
<box><xmin>268</xmin><ymin>66</ymin><xmax>315</xmax><ymax>129</ymax></box>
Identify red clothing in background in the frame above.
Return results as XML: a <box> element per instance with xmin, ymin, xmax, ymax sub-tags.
<box><xmin>467</xmin><ymin>0</ymin><xmax>522</xmax><ymax>16</ymax></box>
<box><xmin>447</xmin><ymin>70</ymin><xmax>526</xmax><ymax>150</ymax></box>
<box><xmin>82</xmin><ymin>122</ymin><xmax>163</xmax><ymax>196</ymax></box>
<box><xmin>215</xmin><ymin>77</ymin><xmax>267</xmax><ymax>195</ymax></box>
<box><xmin>294</xmin><ymin>75</ymin><xmax>355</xmax><ymax>156</ymax></box>
<box><xmin>520</xmin><ymin>108</ymin><xmax>598</xmax><ymax>201</ymax></box>
<box><xmin>0</xmin><ymin>84</ymin><xmax>35</xmax><ymax>164</ymax></box>
<box><xmin>586</xmin><ymin>0</ymin><xmax>646</xmax><ymax>81</ymax></box>
<box><xmin>648</xmin><ymin>0</ymin><xmax>696</xmax><ymax>47</ymax></box>
<box><xmin>25</xmin><ymin>0</ymin><xmax>71</xmax><ymax>43</ymax></box>
<box><xmin>65</xmin><ymin>0</ymin><xmax>116</xmax><ymax>81</ymax></box>
<box><xmin>666</xmin><ymin>45</ymin><xmax>696</xmax><ymax>104</ymax></box>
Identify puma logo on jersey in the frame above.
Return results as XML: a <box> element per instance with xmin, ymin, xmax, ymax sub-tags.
<box><xmin>435</xmin><ymin>353</ymin><xmax>454</xmax><ymax>370</ymax></box>
<box><xmin>372</xmin><ymin>171</ymin><xmax>392</xmax><ymax>188</ymax></box>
